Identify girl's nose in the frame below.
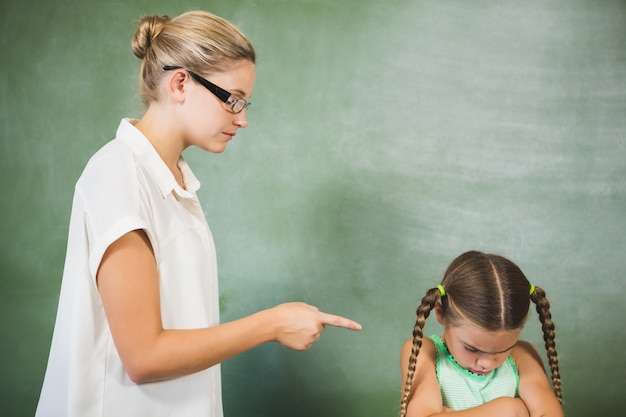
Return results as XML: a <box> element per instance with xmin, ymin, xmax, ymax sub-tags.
<box><xmin>476</xmin><ymin>355</ymin><xmax>497</xmax><ymax>371</ymax></box>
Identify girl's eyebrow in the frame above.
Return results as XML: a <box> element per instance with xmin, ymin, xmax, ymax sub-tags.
<box><xmin>465</xmin><ymin>342</ymin><xmax>517</xmax><ymax>354</ymax></box>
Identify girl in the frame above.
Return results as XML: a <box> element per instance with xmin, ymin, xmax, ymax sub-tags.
<box><xmin>36</xmin><ymin>10</ymin><xmax>360</xmax><ymax>417</ymax></box>
<box><xmin>399</xmin><ymin>251</ymin><xmax>563</xmax><ymax>417</ymax></box>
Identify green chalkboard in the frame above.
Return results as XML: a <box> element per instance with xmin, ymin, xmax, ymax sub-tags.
<box><xmin>1</xmin><ymin>0</ymin><xmax>625</xmax><ymax>416</ymax></box>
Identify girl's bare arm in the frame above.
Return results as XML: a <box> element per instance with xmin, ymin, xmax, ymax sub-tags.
<box><xmin>514</xmin><ymin>341</ymin><xmax>564</xmax><ymax>417</ymax></box>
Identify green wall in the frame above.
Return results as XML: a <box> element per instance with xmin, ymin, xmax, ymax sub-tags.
<box><xmin>1</xmin><ymin>0</ymin><xmax>625</xmax><ymax>416</ymax></box>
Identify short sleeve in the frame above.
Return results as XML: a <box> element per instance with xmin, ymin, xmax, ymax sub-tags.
<box><xmin>75</xmin><ymin>145</ymin><xmax>157</xmax><ymax>280</ymax></box>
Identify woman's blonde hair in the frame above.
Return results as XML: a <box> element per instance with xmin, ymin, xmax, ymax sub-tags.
<box><xmin>131</xmin><ymin>10</ymin><xmax>256</xmax><ymax>105</ymax></box>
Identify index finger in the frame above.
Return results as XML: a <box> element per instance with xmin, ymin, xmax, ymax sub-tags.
<box><xmin>319</xmin><ymin>312</ymin><xmax>362</xmax><ymax>331</ymax></box>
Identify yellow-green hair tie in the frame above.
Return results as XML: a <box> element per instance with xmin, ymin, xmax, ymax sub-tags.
<box><xmin>437</xmin><ymin>285</ymin><xmax>446</xmax><ymax>297</ymax></box>
<box><xmin>529</xmin><ymin>285</ymin><xmax>536</xmax><ymax>296</ymax></box>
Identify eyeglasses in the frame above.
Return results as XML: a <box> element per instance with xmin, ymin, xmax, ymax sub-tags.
<box><xmin>162</xmin><ymin>65</ymin><xmax>251</xmax><ymax>114</ymax></box>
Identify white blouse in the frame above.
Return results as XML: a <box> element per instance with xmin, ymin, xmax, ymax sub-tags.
<box><xmin>36</xmin><ymin>119</ymin><xmax>223</xmax><ymax>417</ymax></box>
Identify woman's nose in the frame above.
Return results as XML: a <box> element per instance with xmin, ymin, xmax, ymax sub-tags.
<box><xmin>233</xmin><ymin>111</ymin><xmax>248</xmax><ymax>128</ymax></box>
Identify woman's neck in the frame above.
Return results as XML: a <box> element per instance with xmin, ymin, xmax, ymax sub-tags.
<box><xmin>134</xmin><ymin>108</ymin><xmax>186</xmax><ymax>188</ymax></box>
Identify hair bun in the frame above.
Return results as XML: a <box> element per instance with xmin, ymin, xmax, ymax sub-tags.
<box><xmin>131</xmin><ymin>15</ymin><xmax>171</xmax><ymax>59</ymax></box>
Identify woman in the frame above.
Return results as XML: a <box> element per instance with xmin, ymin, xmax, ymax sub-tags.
<box><xmin>36</xmin><ymin>10</ymin><xmax>361</xmax><ymax>417</ymax></box>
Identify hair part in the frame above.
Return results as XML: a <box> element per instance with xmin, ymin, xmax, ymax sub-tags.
<box><xmin>399</xmin><ymin>251</ymin><xmax>562</xmax><ymax>417</ymax></box>
<box><xmin>131</xmin><ymin>10</ymin><xmax>256</xmax><ymax>106</ymax></box>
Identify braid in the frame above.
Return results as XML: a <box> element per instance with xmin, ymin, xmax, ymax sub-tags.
<box><xmin>399</xmin><ymin>288</ymin><xmax>441</xmax><ymax>417</ymax></box>
<box><xmin>531</xmin><ymin>286</ymin><xmax>562</xmax><ymax>403</ymax></box>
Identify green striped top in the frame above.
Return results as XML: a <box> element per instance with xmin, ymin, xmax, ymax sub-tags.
<box><xmin>431</xmin><ymin>335</ymin><xmax>519</xmax><ymax>410</ymax></box>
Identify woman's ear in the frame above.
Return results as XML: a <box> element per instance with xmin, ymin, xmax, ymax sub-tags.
<box><xmin>165</xmin><ymin>69</ymin><xmax>189</xmax><ymax>103</ymax></box>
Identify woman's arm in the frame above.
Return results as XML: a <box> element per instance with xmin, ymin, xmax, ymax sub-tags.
<box><xmin>400</xmin><ymin>338</ymin><xmax>529</xmax><ymax>417</ymax></box>
<box><xmin>97</xmin><ymin>229</ymin><xmax>361</xmax><ymax>383</ymax></box>
<box><xmin>514</xmin><ymin>341</ymin><xmax>564</xmax><ymax>417</ymax></box>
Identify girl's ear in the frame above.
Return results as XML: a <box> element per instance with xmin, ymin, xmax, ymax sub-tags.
<box><xmin>434</xmin><ymin>302</ymin><xmax>445</xmax><ymax>325</ymax></box>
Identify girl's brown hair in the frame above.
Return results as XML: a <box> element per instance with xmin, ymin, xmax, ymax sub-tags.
<box><xmin>399</xmin><ymin>251</ymin><xmax>561</xmax><ymax>417</ymax></box>
<box><xmin>131</xmin><ymin>10</ymin><xmax>256</xmax><ymax>105</ymax></box>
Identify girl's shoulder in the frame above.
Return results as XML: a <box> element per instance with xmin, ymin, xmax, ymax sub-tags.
<box><xmin>512</xmin><ymin>340</ymin><xmax>541</xmax><ymax>356</ymax></box>
<box><xmin>400</xmin><ymin>335</ymin><xmax>442</xmax><ymax>413</ymax></box>
<box><xmin>401</xmin><ymin>336</ymin><xmax>437</xmax><ymax>364</ymax></box>
<box><xmin>511</xmin><ymin>340</ymin><xmax>545</xmax><ymax>372</ymax></box>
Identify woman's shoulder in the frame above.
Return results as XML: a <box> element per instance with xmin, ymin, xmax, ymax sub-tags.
<box><xmin>78</xmin><ymin>136</ymin><xmax>140</xmax><ymax>184</ymax></box>
<box><xmin>80</xmin><ymin>119</ymin><xmax>146</xmax><ymax>178</ymax></box>
<box><xmin>73</xmin><ymin>138</ymin><xmax>147</xmax><ymax>219</ymax></box>
<box><xmin>84</xmin><ymin>137</ymin><xmax>135</xmax><ymax>170</ymax></box>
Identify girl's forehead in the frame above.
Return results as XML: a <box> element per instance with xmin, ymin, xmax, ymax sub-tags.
<box><xmin>447</xmin><ymin>322</ymin><xmax>521</xmax><ymax>352</ymax></box>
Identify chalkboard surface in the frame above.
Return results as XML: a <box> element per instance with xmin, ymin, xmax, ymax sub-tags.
<box><xmin>1</xmin><ymin>1</ymin><xmax>625</xmax><ymax>416</ymax></box>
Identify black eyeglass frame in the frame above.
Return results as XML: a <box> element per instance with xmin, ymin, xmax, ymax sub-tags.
<box><xmin>162</xmin><ymin>65</ymin><xmax>250</xmax><ymax>114</ymax></box>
